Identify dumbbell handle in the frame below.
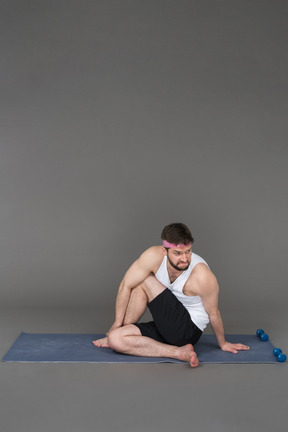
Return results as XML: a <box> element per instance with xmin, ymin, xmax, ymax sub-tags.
<box><xmin>273</xmin><ymin>348</ymin><xmax>286</xmax><ymax>362</ymax></box>
<box><xmin>273</xmin><ymin>348</ymin><xmax>282</xmax><ymax>356</ymax></box>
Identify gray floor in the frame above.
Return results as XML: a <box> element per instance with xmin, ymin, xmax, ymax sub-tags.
<box><xmin>1</xmin><ymin>307</ymin><xmax>287</xmax><ymax>432</ymax></box>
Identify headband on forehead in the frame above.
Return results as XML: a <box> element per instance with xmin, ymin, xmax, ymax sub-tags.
<box><xmin>163</xmin><ymin>240</ymin><xmax>187</xmax><ymax>249</ymax></box>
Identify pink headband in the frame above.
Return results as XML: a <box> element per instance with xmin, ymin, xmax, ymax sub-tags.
<box><xmin>163</xmin><ymin>240</ymin><xmax>187</xmax><ymax>249</ymax></box>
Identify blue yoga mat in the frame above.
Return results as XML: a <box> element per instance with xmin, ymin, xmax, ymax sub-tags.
<box><xmin>2</xmin><ymin>333</ymin><xmax>279</xmax><ymax>364</ymax></box>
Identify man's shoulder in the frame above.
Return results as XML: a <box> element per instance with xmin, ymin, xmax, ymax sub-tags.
<box><xmin>191</xmin><ymin>264</ymin><xmax>218</xmax><ymax>293</ymax></box>
<box><xmin>141</xmin><ymin>246</ymin><xmax>163</xmax><ymax>260</ymax></box>
<box><xmin>138</xmin><ymin>246</ymin><xmax>164</xmax><ymax>271</ymax></box>
<box><xmin>192</xmin><ymin>262</ymin><xmax>216</xmax><ymax>281</ymax></box>
<box><xmin>186</xmin><ymin>263</ymin><xmax>218</xmax><ymax>296</ymax></box>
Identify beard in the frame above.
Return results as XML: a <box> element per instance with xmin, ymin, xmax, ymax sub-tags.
<box><xmin>167</xmin><ymin>253</ymin><xmax>190</xmax><ymax>271</ymax></box>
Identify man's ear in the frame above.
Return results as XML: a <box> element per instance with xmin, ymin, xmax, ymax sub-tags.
<box><xmin>162</xmin><ymin>247</ymin><xmax>168</xmax><ymax>256</ymax></box>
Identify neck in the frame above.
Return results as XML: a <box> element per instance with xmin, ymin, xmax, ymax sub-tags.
<box><xmin>166</xmin><ymin>258</ymin><xmax>183</xmax><ymax>282</ymax></box>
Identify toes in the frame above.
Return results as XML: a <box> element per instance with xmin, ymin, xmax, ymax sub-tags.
<box><xmin>93</xmin><ymin>340</ymin><xmax>102</xmax><ymax>347</ymax></box>
<box><xmin>93</xmin><ymin>338</ymin><xmax>110</xmax><ymax>348</ymax></box>
<box><xmin>190</xmin><ymin>353</ymin><xmax>199</xmax><ymax>367</ymax></box>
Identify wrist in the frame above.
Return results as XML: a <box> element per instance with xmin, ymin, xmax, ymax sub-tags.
<box><xmin>219</xmin><ymin>340</ymin><xmax>227</xmax><ymax>349</ymax></box>
<box><xmin>113</xmin><ymin>319</ymin><xmax>123</xmax><ymax>328</ymax></box>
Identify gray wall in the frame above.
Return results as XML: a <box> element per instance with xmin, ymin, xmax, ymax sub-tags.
<box><xmin>1</xmin><ymin>0</ymin><xmax>287</xmax><ymax>312</ymax></box>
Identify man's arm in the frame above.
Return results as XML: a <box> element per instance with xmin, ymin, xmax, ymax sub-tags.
<box><xmin>191</xmin><ymin>266</ymin><xmax>249</xmax><ymax>353</ymax></box>
<box><xmin>108</xmin><ymin>247</ymin><xmax>160</xmax><ymax>333</ymax></box>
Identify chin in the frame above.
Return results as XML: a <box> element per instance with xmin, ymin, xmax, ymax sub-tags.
<box><xmin>177</xmin><ymin>264</ymin><xmax>189</xmax><ymax>271</ymax></box>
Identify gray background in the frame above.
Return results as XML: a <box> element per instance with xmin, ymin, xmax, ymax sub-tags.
<box><xmin>1</xmin><ymin>1</ymin><xmax>287</xmax><ymax>432</ymax></box>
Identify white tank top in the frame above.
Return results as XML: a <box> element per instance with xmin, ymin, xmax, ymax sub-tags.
<box><xmin>155</xmin><ymin>253</ymin><xmax>210</xmax><ymax>331</ymax></box>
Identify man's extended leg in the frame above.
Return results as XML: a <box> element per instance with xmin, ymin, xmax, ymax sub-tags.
<box><xmin>93</xmin><ymin>284</ymin><xmax>149</xmax><ymax>347</ymax></box>
<box><xmin>108</xmin><ymin>324</ymin><xmax>199</xmax><ymax>368</ymax></box>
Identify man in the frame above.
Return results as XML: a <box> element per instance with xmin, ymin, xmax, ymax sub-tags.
<box><xmin>93</xmin><ymin>223</ymin><xmax>249</xmax><ymax>367</ymax></box>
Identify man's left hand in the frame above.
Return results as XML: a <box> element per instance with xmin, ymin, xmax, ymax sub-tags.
<box><xmin>221</xmin><ymin>341</ymin><xmax>250</xmax><ymax>354</ymax></box>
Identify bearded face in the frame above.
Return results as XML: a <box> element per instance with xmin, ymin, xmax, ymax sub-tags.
<box><xmin>166</xmin><ymin>245</ymin><xmax>192</xmax><ymax>271</ymax></box>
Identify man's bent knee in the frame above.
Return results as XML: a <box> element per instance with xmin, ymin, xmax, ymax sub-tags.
<box><xmin>107</xmin><ymin>329</ymin><xmax>122</xmax><ymax>351</ymax></box>
<box><xmin>141</xmin><ymin>274</ymin><xmax>166</xmax><ymax>303</ymax></box>
<box><xmin>108</xmin><ymin>325</ymin><xmax>141</xmax><ymax>351</ymax></box>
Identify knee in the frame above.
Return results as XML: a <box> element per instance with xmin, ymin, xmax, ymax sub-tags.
<box><xmin>108</xmin><ymin>329</ymin><xmax>123</xmax><ymax>352</ymax></box>
<box><xmin>108</xmin><ymin>324</ymin><xmax>140</xmax><ymax>351</ymax></box>
<box><xmin>141</xmin><ymin>274</ymin><xmax>157</xmax><ymax>291</ymax></box>
<box><xmin>141</xmin><ymin>274</ymin><xmax>164</xmax><ymax>302</ymax></box>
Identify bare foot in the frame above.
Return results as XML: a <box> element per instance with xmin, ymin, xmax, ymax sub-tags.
<box><xmin>93</xmin><ymin>336</ymin><xmax>110</xmax><ymax>348</ymax></box>
<box><xmin>176</xmin><ymin>344</ymin><xmax>199</xmax><ymax>368</ymax></box>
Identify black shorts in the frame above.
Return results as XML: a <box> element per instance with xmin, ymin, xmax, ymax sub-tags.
<box><xmin>134</xmin><ymin>288</ymin><xmax>202</xmax><ymax>347</ymax></box>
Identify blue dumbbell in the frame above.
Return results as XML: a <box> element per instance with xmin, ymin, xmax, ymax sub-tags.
<box><xmin>273</xmin><ymin>348</ymin><xmax>287</xmax><ymax>363</ymax></box>
<box><xmin>256</xmin><ymin>329</ymin><xmax>269</xmax><ymax>341</ymax></box>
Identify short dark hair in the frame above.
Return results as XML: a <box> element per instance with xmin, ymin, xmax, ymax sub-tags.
<box><xmin>161</xmin><ymin>223</ymin><xmax>194</xmax><ymax>245</ymax></box>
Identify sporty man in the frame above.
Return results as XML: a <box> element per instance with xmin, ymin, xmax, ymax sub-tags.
<box><xmin>93</xmin><ymin>223</ymin><xmax>249</xmax><ymax>367</ymax></box>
